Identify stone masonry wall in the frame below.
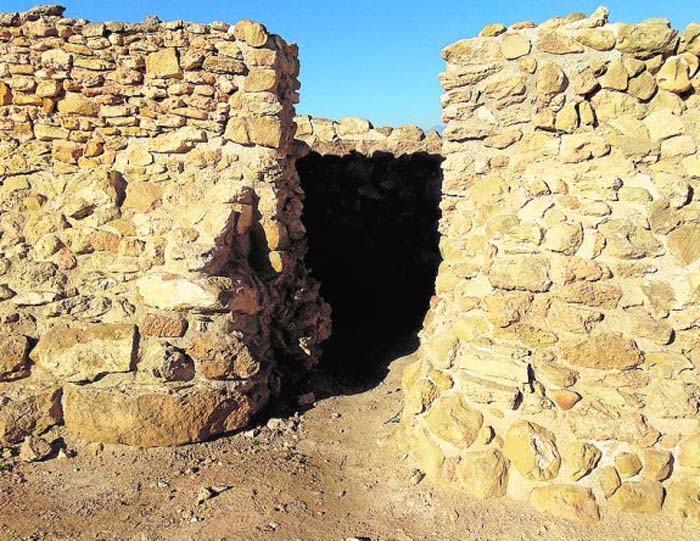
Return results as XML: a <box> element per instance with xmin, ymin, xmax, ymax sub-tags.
<box><xmin>402</xmin><ymin>7</ymin><xmax>700</xmax><ymax>523</ymax></box>
<box><xmin>0</xmin><ymin>6</ymin><xmax>330</xmax><ymax>447</ymax></box>
<box><xmin>294</xmin><ymin>114</ymin><xmax>442</xmax><ymax>156</ymax></box>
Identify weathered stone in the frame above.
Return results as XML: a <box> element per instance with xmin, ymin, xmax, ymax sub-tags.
<box><xmin>629</xmin><ymin>71</ymin><xmax>658</xmax><ymax>101</ymax></box>
<box><xmin>146</xmin><ymin>48</ymin><xmax>181</xmax><ymax>79</ymax></box>
<box><xmin>150</xmin><ymin>126</ymin><xmax>207</xmax><ymax>153</ymax></box>
<box><xmin>0</xmin><ymin>335</ymin><xmax>30</xmax><ymax>381</ymax></box>
<box><xmin>187</xmin><ymin>331</ymin><xmax>260</xmax><ymax>380</ymax></box>
<box><xmin>30</xmin><ymin>323</ymin><xmax>137</xmax><ymax>383</ymax></box>
<box><xmin>537</xmin><ymin>32</ymin><xmax>584</xmax><ymax>54</ymax></box>
<box><xmin>503</xmin><ymin>421</ymin><xmax>561</xmax><ymax>481</ymax></box>
<box><xmin>501</xmin><ymin>34</ymin><xmax>531</xmax><ymax>59</ymax></box>
<box><xmin>225</xmin><ymin>116</ymin><xmax>282</xmax><ymax>147</ymax></box>
<box><xmin>480</xmin><ymin>23</ymin><xmax>506</xmax><ymax>37</ymax></box>
<box><xmin>560</xmin><ymin>333</ymin><xmax>642</xmax><ymax>370</ymax></box>
<box><xmin>57</xmin><ymin>93</ymin><xmax>99</xmax><ymax>116</ymax></box>
<box><xmin>616</xmin><ymin>452</ymin><xmax>643</xmax><ymax>478</ymax></box>
<box><xmin>141</xmin><ymin>313</ymin><xmax>188</xmax><ymax>338</ymax></box>
<box><xmin>488</xmin><ymin>255</ymin><xmax>551</xmax><ymax>292</ymax></box>
<box><xmin>616</xmin><ymin>22</ymin><xmax>679</xmax><ymax>58</ymax></box>
<box><xmin>608</xmin><ymin>481</ymin><xmax>665</xmax><ymax>514</ymax></box>
<box><xmin>63</xmin><ymin>376</ymin><xmax>264</xmax><ymax>446</ymax></box>
<box><xmin>0</xmin><ymin>381</ymin><xmax>63</xmax><ymax>445</ymax></box>
<box><xmin>530</xmin><ymin>485</ymin><xmax>600</xmax><ymax>523</ymax></box>
<box><xmin>543</xmin><ymin>222</ymin><xmax>582</xmax><ymax>254</ymax></box>
<box><xmin>576</xmin><ymin>29</ymin><xmax>616</xmax><ymax>51</ymax></box>
<box><xmin>233</xmin><ymin>19</ymin><xmax>269</xmax><ymax>47</ymax></box>
<box><xmin>596</xmin><ymin>466</ymin><xmax>621</xmax><ymax>498</ymax></box>
<box><xmin>424</xmin><ymin>394</ymin><xmax>483</xmax><ymax>448</ymax></box>
<box><xmin>19</xmin><ymin>435</ymin><xmax>53</xmax><ymax>462</ymax></box>
<box><xmin>536</xmin><ymin>62</ymin><xmax>567</xmax><ymax>101</ymax></box>
<box><xmin>668</xmin><ymin>224</ymin><xmax>700</xmax><ymax>266</ymax></box>
<box><xmin>642</xmin><ymin>449</ymin><xmax>673</xmax><ymax>481</ymax></box>
<box><xmin>456</xmin><ymin>448</ymin><xmax>509</xmax><ymax>498</ymax></box>
<box><xmin>564</xmin><ymin>442</ymin><xmax>601</xmax><ymax>480</ymax></box>
<box><xmin>600</xmin><ymin>61</ymin><xmax>629</xmax><ymax>90</ymax></box>
<box><xmin>679</xmin><ymin>433</ymin><xmax>700</xmax><ymax>468</ymax></box>
<box><xmin>665</xmin><ymin>478</ymin><xmax>700</xmax><ymax>523</ymax></box>
<box><xmin>656</xmin><ymin>56</ymin><xmax>692</xmax><ymax>94</ymax></box>
<box><xmin>680</xmin><ymin>23</ymin><xmax>700</xmax><ymax>55</ymax></box>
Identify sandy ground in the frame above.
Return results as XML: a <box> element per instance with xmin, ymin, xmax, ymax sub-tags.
<box><xmin>1</xmin><ymin>353</ymin><xmax>700</xmax><ymax>541</ymax></box>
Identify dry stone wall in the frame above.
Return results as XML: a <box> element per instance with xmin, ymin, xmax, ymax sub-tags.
<box><xmin>0</xmin><ymin>5</ymin><xmax>330</xmax><ymax>447</ymax></box>
<box><xmin>294</xmin><ymin>114</ymin><xmax>442</xmax><ymax>156</ymax></box>
<box><xmin>402</xmin><ymin>7</ymin><xmax>700</xmax><ymax>523</ymax></box>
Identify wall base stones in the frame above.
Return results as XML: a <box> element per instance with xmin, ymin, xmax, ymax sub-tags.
<box><xmin>402</xmin><ymin>7</ymin><xmax>700</xmax><ymax>524</ymax></box>
<box><xmin>0</xmin><ymin>6</ymin><xmax>329</xmax><ymax>447</ymax></box>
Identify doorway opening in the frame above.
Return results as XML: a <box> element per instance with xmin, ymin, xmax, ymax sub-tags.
<box><xmin>297</xmin><ymin>149</ymin><xmax>443</xmax><ymax>393</ymax></box>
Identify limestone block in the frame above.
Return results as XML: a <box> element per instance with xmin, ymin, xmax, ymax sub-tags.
<box><xmin>30</xmin><ymin>323</ymin><xmax>137</xmax><ymax>383</ymax></box>
<box><xmin>680</xmin><ymin>23</ymin><xmax>700</xmax><ymax>55</ymax></box>
<box><xmin>665</xmin><ymin>478</ymin><xmax>700</xmax><ymax>523</ymax></box>
<box><xmin>536</xmin><ymin>62</ymin><xmax>567</xmax><ymax>102</ymax></box>
<box><xmin>187</xmin><ymin>331</ymin><xmax>260</xmax><ymax>380</ymax></box>
<box><xmin>679</xmin><ymin>433</ymin><xmax>700</xmax><ymax>468</ymax></box>
<box><xmin>616</xmin><ymin>452</ymin><xmax>643</xmax><ymax>478</ymax></box>
<box><xmin>575</xmin><ymin>29</ymin><xmax>616</xmax><ymax>51</ymax></box>
<box><xmin>596</xmin><ymin>466</ymin><xmax>622</xmax><ymax>498</ymax></box>
<box><xmin>63</xmin><ymin>375</ymin><xmax>265</xmax><ymax>446</ymax></box>
<box><xmin>642</xmin><ymin>449</ymin><xmax>674</xmax><ymax>481</ymax></box>
<box><xmin>145</xmin><ymin>48</ymin><xmax>181</xmax><ymax>79</ymax></box>
<box><xmin>424</xmin><ymin>394</ymin><xmax>483</xmax><ymax>448</ymax></box>
<box><xmin>456</xmin><ymin>448</ymin><xmax>509</xmax><ymax>498</ymax></box>
<box><xmin>0</xmin><ymin>335</ymin><xmax>30</xmax><ymax>382</ymax></box>
<box><xmin>657</xmin><ymin>56</ymin><xmax>692</xmax><ymax>94</ymax></box>
<box><xmin>136</xmin><ymin>272</ymin><xmax>227</xmax><ymax>311</ymax></box>
<box><xmin>608</xmin><ymin>481</ymin><xmax>665</xmax><ymax>513</ymax></box>
<box><xmin>537</xmin><ymin>32</ymin><xmax>584</xmax><ymax>55</ymax></box>
<box><xmin>504</xmin><ymin>421</ymin><xmax>561</xmax><ymax>481</ymax></box>
<box><xmin>488</xmin><ymin>255</ymin><xmax>551</xmax><ymax>292</ymax></box>
<box><xmin>57</xmin><ymin>93</ymin><xmax>99</xmax><ymax>116</ymax></box>
<box><xmin>501</xmin><ymin>34</ymin><xmax>531</xmax><ymax>59</ymax></box>
<box><xmin>668</xmin><ymin>224</ymin><xmax>700</xmax><ymax>266</ymax></box>
<box><xmin>616</xmin><ymin>22</ymin><xmax>679</xmax><ymax>58</ymax></box>
<box><xmin>559</xmin><ymin>333</ymin><xmax>642</xmax><ymax>370</ymax></box>
<box><xmin>0</xmin><ymin>381</ymin><xmax>63</xmax><ymax>445</ymax></box>
<box><xmin>233</xmin><ymin>19</ymin><xmax>269</xmax><ymax>47</ymax></box>
<box><xmin>530</xmin><ymin>485</ymin><xmax>600</xmax><ymax>523</ymax></box>
<box><xmin>564</xmin><ymin>442</ymin><xmax>602</xmax><ymax>480</ymax></box>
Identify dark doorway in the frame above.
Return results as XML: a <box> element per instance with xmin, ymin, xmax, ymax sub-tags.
<box><xmin>297</xmin><ymin>149</ymin><xmax>443</xmax><ymax>393</ymax></box>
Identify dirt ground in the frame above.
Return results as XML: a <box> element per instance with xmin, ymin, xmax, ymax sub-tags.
<box><xmin>1</xmin><ymin>352</ymin><xmax>700</xmax><ymax>541</ymax></box>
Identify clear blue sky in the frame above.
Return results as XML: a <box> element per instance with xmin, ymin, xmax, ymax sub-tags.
<box><xmin>4</xmin><ymin>1</ymin><xmax>700</xmax><ymax>128</ymax></box>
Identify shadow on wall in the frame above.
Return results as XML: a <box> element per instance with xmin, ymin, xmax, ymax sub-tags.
<box><xmin>297</xmin><ymin>149</ymin><xmax>443</xmax><ymax>394</ymax></box>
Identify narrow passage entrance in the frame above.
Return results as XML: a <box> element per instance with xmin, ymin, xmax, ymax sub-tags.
<box><xmin>297</xmin><ymin>150</ymin><xmax>443</xmax><ymax>391</ymax></box>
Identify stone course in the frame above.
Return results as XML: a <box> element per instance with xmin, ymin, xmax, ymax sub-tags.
<box><xmin>0</xmin><ymin>5</ymin><xmax>330</xmax><ymax>446</ymax></box>
<box><xmin>401</xmin><ymin>6</ymin><xmax>700</xmax><ymax>523</ymax></box>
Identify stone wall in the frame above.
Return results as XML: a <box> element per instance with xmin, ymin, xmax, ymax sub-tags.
<box><xmin>294</xmin><ymin>114</ymin><xmax>442</xmax><ymax>156</ymax></box>
<box><xmin>402</xmin><ymin>7</ymin><xmax>700</xmax><ymax>523</ymax></box>
<box><xmin>0</xmin><ymin>5</ymin><xmax>330</xmax><ymax>447</ymax></box>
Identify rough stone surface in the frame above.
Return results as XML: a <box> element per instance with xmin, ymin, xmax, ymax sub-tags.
<box><xmin>403</xmin><ymin>6</ymin><xmax>700</xmax><ymax>523</ymax></box>
<box><xmin>530</xmin><ymin>485</ymin><xmax>601</xmax><ymax>523</ymax></box>
<box><xmin>0</xmin><ymin>6</ymin><xmax>330</xmax><ymax>447</ymax></box>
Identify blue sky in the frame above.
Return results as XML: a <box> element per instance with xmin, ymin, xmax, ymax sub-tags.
<box><xmin>5</xmin><ymin>1</ymin><xmax>700</xmax><ymax>128</ymax></box>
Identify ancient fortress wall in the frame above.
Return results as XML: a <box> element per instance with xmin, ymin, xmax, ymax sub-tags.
<box><xmin>0</xmin><ymin>6</ymin><xmax>330</xmax><ymax>447</ymax></box>
<box><xmin>294</xmin><ymin>114</ymin><xmax>442</xmax><ymax>156</ymax></box>
<box><xmin>402</xmin><ymin>8</ymin><xmax>700</xmax><ymax>522</ymax></box>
